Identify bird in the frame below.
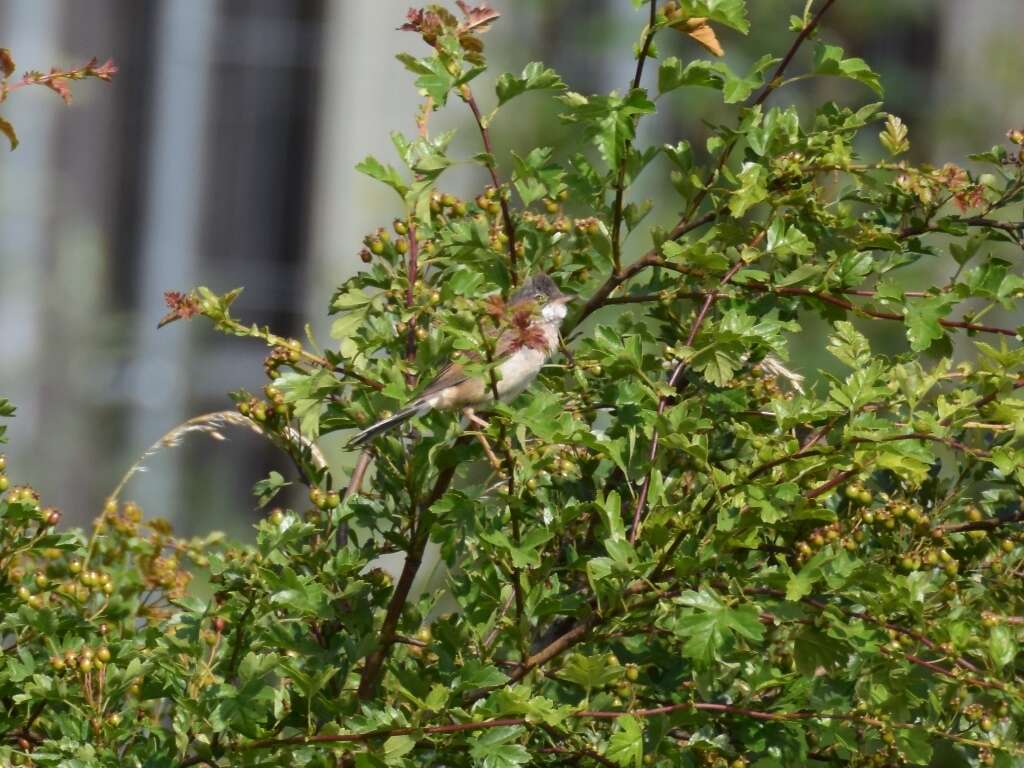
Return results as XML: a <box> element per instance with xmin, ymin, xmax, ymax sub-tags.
<box><xmin>347</xmin><ymin>273</ymin><xmax>573</xmax><ymax>448</ymax></box>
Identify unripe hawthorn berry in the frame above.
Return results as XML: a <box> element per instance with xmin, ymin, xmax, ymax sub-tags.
<box><xmin>45</xmin><ymin>509</ymin><xmax>61</xmax><ymax>527</ymax></box>
<box><xmin>1000</xmin><ymin>538</ymin><xmax>1014</xmax><ymax>553</ymax></box>
<box><xmin>395</xmin><ymin>238</ymin><xmax>408</xmax><ymax>255</ymax></box>
<box><xmin>213</xmin><ymin>617</ymin><xmax>227</xmax><ymax>633</ymax></box>
<box><xmin>269</xmin><ymin>509</ymin><xmax>284</xmax><ymax>525</ymax></box>
<box><xmin>107</xmin><ymin>713</ymin><xmax>122</xmax><ymax>727</ymax></box>
<box><xmin>415</xmin><ymin>326</ymin><xmax>428</xmax><ymax>341</ymax></box>
<box><xmin>33</xmin><ymin>571</ymin><xmax>47</xmax><ymax>589</ymax></box>
<box><xmin>0</xmin><ymin>476</ymin><xmax>7</xmax><ymax>493</ymax></box>
<box><xmin>393</xmin><ymin>219</ymin><xmax>408</xmax><ymax>235</ymax></box>
<box><xmin>325</xmin><ymin>491</ymin><xmax>341</xmax><ymax>509</ymax></box>
<box><xmin>97</xmin><ymin>646</ymin><xmax>111</xmax><ymax>663</ymax></box>
<box><xmin>16</xmin><ymin>586</ymin><xmax>30</xmax><ymax>601</ymax></box>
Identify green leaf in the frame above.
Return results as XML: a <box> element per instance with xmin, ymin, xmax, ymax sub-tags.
<box><xmin>383</xmin><ymin>735</ymin><xmax>416</xmax><ymax>765</ymax></box>
<box><xmin>728</xmin><ymin>162</ymin><xmax>768</xmax><ymax>216</ymax></box>
<box><xmin>396</xmin><ymin>52</ymin><xmax>457</xmax><ymax>106</ymax></box>
<box><xmin>496</xmin><ymin>62</ymin><xmax>565</xmax><ymax>106</ymax></box>
<box><xmin>905</xmin><ymin>295</ymin><xmax>956</xmax><ymax>352</ymax></box>
<box><xmin>606</xmin><ymin>715</ymin><xmax>644</xmax><ymax>768</ymax></box>
<box><xmin>560</xmin><ymin>654</ymin><xmax>621</xmax><ymax>690</ymax></box>
<box><xmin>879</xmin><ymin>113</ymin><xmax>909</xmax><ymax>155</ymax></box>
<box><xmin>658</xmin><ymin>58</ymin><xmax>719</xmax><ymax>94</ymax></box>
<box><xmin>469</xmin><ymin>726</ymin><xmax>530</xmax><ymax>768</ymax></box>
<box><xmin>355</xmin><ymin>155</ymin><xmax>408</xmax><ymax>197</ymax></box>
<box><xmin>812</xmin><ymin>43</ymin><xmax>883</xmax><ymax>96</ymax></box>
<box><xmin>895</xmin><ymin>727</ymin><xmax>933</xmax><ymax>765</ymax></box>
<box><xmin>252</xmin><ymin>471</ymin><xmax>289</xmax><ymax>508</ymax></box>
<box><xmin>671</xmin><ymin>590</ymin><xmax>765</xmax><ymax>667</ymax></box>
<box><xmin>827</xmin><ymin>321</ymin><xmax>871</xmax><ymax>369</ymax></box>
<box><xmin>677</xmin><ymin>0</ymin><xmax>750</xmax><ymax>33</ymax></box>
<box><xmin>988</xmin><ymin>625</ymin><xmax>1015</xmax><ymax>669</ymax></box>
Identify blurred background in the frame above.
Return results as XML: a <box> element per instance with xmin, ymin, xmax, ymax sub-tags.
<box><xmin>0</xmin><ymin>0</ymin><xmax>1021</xmax><ymax>537</ymax></box>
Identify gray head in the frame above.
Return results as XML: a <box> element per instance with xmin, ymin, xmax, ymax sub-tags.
<box><xmin>510</xmin><ymin>273</ymin><xmax>573</xmax><ymax>325</ymax></box>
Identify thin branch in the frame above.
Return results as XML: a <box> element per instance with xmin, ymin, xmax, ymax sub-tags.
<box><xmin>610</xmin><ymin>0</ymin><xmax>658</xmax><ymax>273</ymax></box>
<box><xmin>356</xmin><ymin>443</ymin><xmax>463</xmax><ymax>699</ymax></box>
<box><xmin>463</xmin><ymin>86</ymin><xmax>518</xmax><ymax>285</ymax></box>
<box><xmin>177</xmin><ymin>696</ymin><xmax>1012</xmax><ymax>768</ymax></box>
<box><xmin>628</xmin><ymin>243</ymin><xmax>756</xmax><ymax>543</ymax></box>
<box><xmin>752</xmin><ymin>0</ymin><xmax>839</xmax><ymax>106</ymax></box>
<box><xmin>405</xmin><ymin>220</ymin><xmax>420</xmax><ymax>367</ymax></box>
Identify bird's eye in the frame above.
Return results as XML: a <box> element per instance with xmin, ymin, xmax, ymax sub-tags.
<box><xmin>534</xmin><ymin>292</ymin><xmax>547</xmax><ymax>304</ymax></box>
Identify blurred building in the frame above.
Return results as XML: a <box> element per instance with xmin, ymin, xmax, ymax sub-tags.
<box><xmin>0</xmin><ymin>0</ymin><xmax>1021</xmax><ymax>535</ymax></box>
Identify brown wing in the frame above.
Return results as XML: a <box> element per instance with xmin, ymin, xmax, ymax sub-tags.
<box><xmin>415</xmin><ymin>359</ymin><xmax>471</xmax><ymax>402</ymax></box>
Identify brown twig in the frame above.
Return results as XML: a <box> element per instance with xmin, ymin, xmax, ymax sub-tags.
<box><xmin>610</xmin><ymin>0</ymin><xmax>658</xmax><ymax>273</ymax></box>
<box><xmin>356</xmin><ymin>442</ymin><xmax>463</xmax><ymax>699</ymax></box>
<box><xmin>463</xmin><ymin>86</ymin><xmax>518</xmax><ymax>285</ymax></box>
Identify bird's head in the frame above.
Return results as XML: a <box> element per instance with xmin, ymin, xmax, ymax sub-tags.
<box><xmin>509</xmin><ymin>273</ymin><xmax>574</xmax><ymax>325</ymax></box>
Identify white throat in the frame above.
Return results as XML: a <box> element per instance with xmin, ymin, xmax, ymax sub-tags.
<box><xmin>542</xmin><ymin>301</ymin><xmax>567</xmax><ymax>323</ymax></box>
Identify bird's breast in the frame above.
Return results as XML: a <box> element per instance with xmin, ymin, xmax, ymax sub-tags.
<box><xmin>495</xmin><ymin>347</ymin><xmax>547</xmax><ymax>401</ymax></box>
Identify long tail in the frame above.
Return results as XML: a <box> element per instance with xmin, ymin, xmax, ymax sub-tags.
<box><xmin>346</xmin><ymin>404</ymin><xmax>425</xmax><ymax>448</ymax></box>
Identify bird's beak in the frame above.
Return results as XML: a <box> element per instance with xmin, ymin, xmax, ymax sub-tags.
<box><xmin>554</xmin><ymin>294</ymin><xmax>576</xmax><ymax>305</ymax></box>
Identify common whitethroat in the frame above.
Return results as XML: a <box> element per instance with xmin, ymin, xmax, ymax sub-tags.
<box><xmin>348</xmin><ymin>273</ymin><xmax>574</xmax><ymax>447</ymax></box>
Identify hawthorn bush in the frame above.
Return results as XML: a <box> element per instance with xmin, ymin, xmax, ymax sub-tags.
<box><xmin>3</xmin><ymin>3</ymin><xmax>1024</xmax><ymax>766</ymax></box>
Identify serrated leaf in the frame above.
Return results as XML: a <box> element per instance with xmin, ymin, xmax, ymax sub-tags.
<box><xmin>606</xmin><ymin>715</ymin><xmax>644</xmax><ymax>767</ymax></box>
<box><xmin>496</xmin><ymin>61</ymin><xmax>565</xmax><ymax>106</ymax></box>
<box><xmin>469</xmin><ymin>726</ymin><xmax>530</xmax><ymax>768</ymax></box>
<box><xmin>905</xmin><ymin>295</ymin><xmax>956</xmax><ymax>352</ymax></box>
<box><xmin>880</xmin><ymin>114</ymin><xmax>909</xmax><ymax>155</ymax></box>
<box><xmin>355</xmin><ymin>155</ymin><xmax>408</xmax><ymax>197</ymax></box>
<box><xmin>813</xmin><ymin>43</ymin><xmax>883</xmax><ymax>96</ymax></box>
<box><xmin>729</xmin><ymin>162</ymin><xmax>768</xmax><ymax>216</ymax></box>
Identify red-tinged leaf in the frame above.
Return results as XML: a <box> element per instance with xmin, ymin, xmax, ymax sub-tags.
<box><xmin>0</xmin><ymin>114</ymin><xmax>18</xmax><ymax>150</ymax></box>
<box><xmin>455</xmin><ymin>1</ymin><xmax>500</xmax><ymax>33</ymax></box>
<box><xmin>399</xmin><ymin>8</ymin><xmax>424</xmax><ymax>31</ymax></box>
<box><xmin>0</xmin><ymin>49</ymin><xmax>15</xmax><ymax>80</ymax></box>
<box><xmin>45</xmin><ymin>70</ymin><xmax>72</xmax><ymax>104</ymax></box>
<box><xmin>87</xmin><ymin>57</ymin><xmax>118</xmax><ymax>82</ymax></box>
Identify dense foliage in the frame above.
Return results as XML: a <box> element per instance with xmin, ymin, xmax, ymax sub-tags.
<box><xmin>3</xmin><ymin>3</ymin><xmax>1024</xmax><ymax>766</ymax></box>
